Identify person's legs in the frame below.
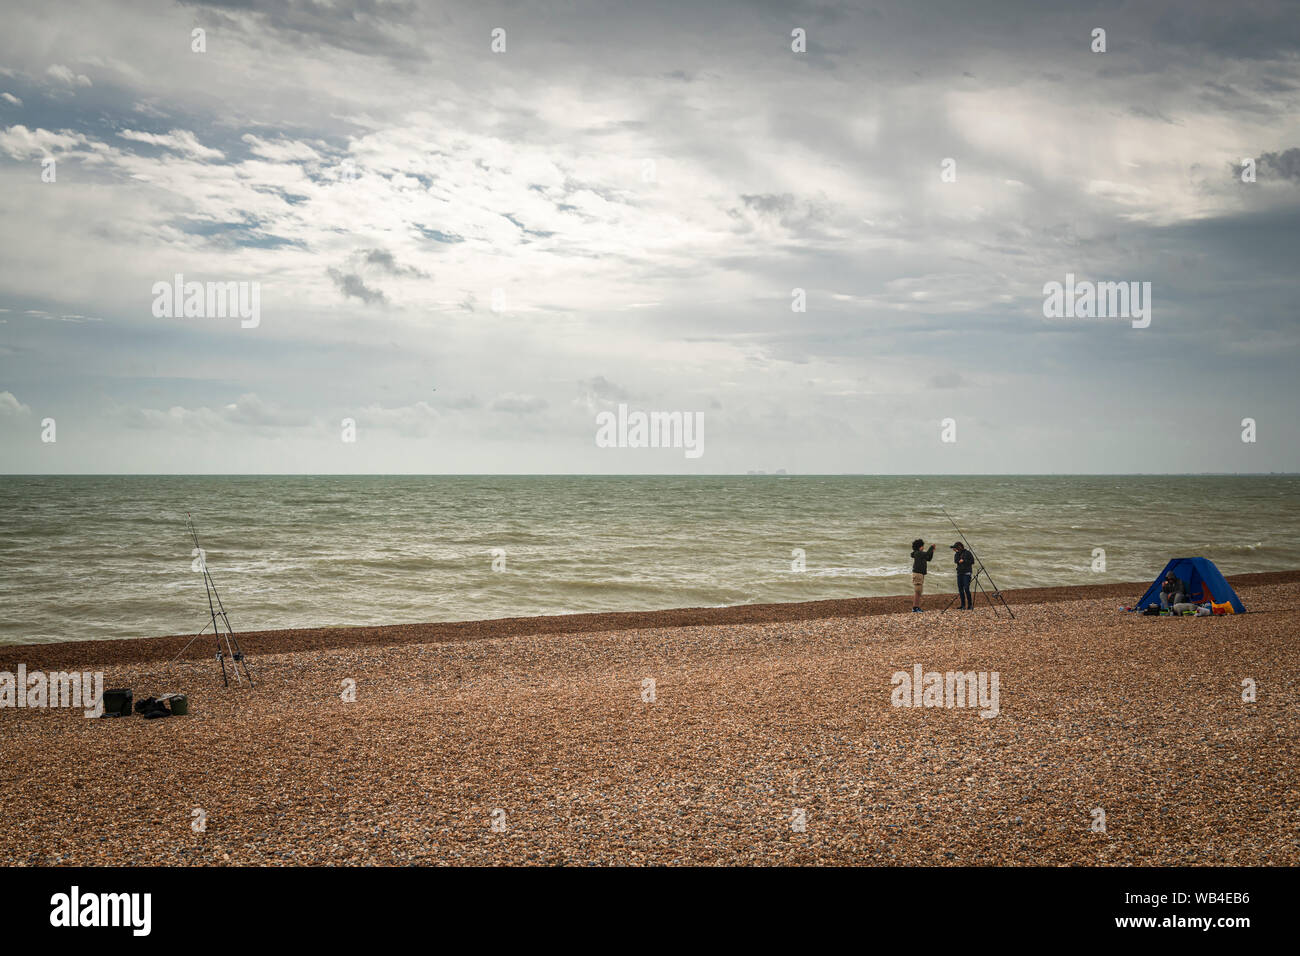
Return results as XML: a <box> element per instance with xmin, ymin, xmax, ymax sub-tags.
<box><xmin>912</xmin><ymin>572</ymin><xmax>924</xmax><ymax>610</ymax></box>
<box><xmin>957</xmin><ymin>572</ymin><xmax>972</xmax><ymax>608</ymax></box>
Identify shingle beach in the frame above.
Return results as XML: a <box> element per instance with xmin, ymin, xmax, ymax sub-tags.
<box><xmin>2</xmin><ymin>572</ymin><xmax>1296</xmax><ymax>866</ymax></box>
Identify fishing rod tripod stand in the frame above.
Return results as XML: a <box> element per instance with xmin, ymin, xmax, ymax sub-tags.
<box><xmin>938</xmin><ymin>507</ymin><xmax>1015</xmax><ymax>619</ymax></box>
<box><xmin>168</xmin><ymin>514</ymin><xmax>254</xmax><ymax>688</ymax></box>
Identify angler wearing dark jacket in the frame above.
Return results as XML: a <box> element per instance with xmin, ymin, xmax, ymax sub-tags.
<box><xmin>1160</xmin><ymin>573</ymin><xmax>1186</xmax><ymax>609</ymax></box>
<box><xmin>951</xmin><ymin>542</ymin><xmax>975</xmax><ymax>609</ymax></box>
<box><xmin>910</xmin><ymin>538</ymin><xmax>935</xmax><ymax>612</ymax></box>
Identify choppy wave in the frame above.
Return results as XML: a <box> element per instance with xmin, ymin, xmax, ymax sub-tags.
<box><xmin>796</xmin><ymin>566</ymin><xmax>910</xmax><ymax>578</ymax></box>
<box><xmin>1</xmin><ymin>474</ymin><xmax>1297</xmax><ymax>644</ymax></box>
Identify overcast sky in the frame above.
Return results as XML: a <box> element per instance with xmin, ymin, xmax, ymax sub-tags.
<box><xmin>1</xmin><ymin>0</ymin><xmax>1297</xmax><ymax>474</ymax></box>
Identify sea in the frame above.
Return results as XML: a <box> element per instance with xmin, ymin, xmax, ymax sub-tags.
<box><xmin>1</xmin><ymin>475</ymin><xmax>1297</xmax><ymax>645</ymax></box>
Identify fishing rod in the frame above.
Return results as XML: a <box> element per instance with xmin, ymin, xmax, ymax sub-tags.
<box><xmin>190</xmin><ymin>516</ymin><xmax>231</xmax><ymax>685</ymax></box>
<box><xmin>939</xmin><ymin>506</ymin><xmax>1014</xmax><ymax>618</ymax></box>
<box><xmin>167</xmin><ymin>514</ymin><xmax>254</xmax><ymax>687</ymax></box>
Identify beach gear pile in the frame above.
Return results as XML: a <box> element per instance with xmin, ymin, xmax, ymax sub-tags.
<box><xmin>1127</xmin><ymin>602</ymin><xmax>1221</xmax><ymax>617</ymax></box>
<box><xmin>100</xmin><ymin>688</ymin><xmax>189</xmax><ymax>719</ymax></box>
<box><xmin>1121</xmin><ymin>556</ymin><xmax>1245</xmax><ymax>616</ymax></box>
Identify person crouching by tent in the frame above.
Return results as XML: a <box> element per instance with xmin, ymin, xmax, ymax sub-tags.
<box><xmin>910</xmin><ymin>538</ymin><xmax>936</xmax><ymax>612</ymax></box>
<box><xmin>1135</xmin><ymin>557</ymin><xmax>1245</xmax><ymax>615</ymax></box>
<box><xmin>951</xmin><ymin>541</ymin><xmax>974</xmax><ymax>609</ymax></box>
<box><xmin>1160</xmin><ymin>572</ymin><xmax>1186</xmax><ymax>609</ymax></box>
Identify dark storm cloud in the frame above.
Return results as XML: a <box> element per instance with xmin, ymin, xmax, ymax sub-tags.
<box><xmin>1259</xmin><ymin>148</ymin><xmax>1300</xmax><ymax>183</ymax></box>
<box><xmin>361</xmin><ymin>248</ymin><xmax>428</xmax><ymax>277</ymax></box>
<box><xmin>181</xmin><ymin>0</ymin><xmax>428</xmax><ymax>61</ymax></box>
<box><xmin>327</xmin><ymin>268</ymin><xmax>386</xmax><ymax>305</ymax></box>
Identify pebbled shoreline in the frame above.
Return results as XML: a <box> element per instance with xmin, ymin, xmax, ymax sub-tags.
<box><xmin>1</xmin><ymin>575</ymin><xmax>1295</xmax><ymax>865</ymax></box>
<box><xmin>3</xmin><ymin>569</ymin><xmax>1297</xmax><ymax>670</ymax></box>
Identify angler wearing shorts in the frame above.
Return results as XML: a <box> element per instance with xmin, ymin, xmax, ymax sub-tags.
<box><xmin>910</xmin><ymin>538</ymin><xmax>935</xmax><ymax>612</ymax></box>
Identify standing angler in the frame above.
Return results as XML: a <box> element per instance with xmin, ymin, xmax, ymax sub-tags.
<box><xmin>910</xmin><ymin>538</ymin><xmax>936</xmax><ymax>612</ymax></box>
<box><xmin>952</xmin><ymin>541</ymin><xmax>975</xmax><ymax>609</ymax></box>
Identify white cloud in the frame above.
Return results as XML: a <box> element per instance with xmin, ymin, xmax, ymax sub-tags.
<box><xmin>0</xmin><ymin>391</ymin><xmax>32</xmax><ymax>417</ymax></box>
<box><xmin>241</xmin><ymin>134</ymin><xmax>321</xmax><ymax>163</ymax></box>
<box><xmin>132</xmin><ymin>100</ymin><xmax>167</xmax><ymax>119</ymax></box>
<box><xmin>118</xmin><ymin>128</ymin><xmax>223</xmax><ymax>161</ymax></box>
<box><xmin>0</xmin><ymin>124</ymin><xmax>88</xmax><ymax>159</ymax></box>
<box><xmin>46</xmin><ymin>64</ymin><xmax>91</xmax><ymax>87</ymax></box>
<box><xmin>129</xmin><ymin>394</ymin><xmax>309</xmax><ymax>432</ymax></box>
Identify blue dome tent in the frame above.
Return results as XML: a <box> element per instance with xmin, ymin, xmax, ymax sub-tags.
<box><xmin>1135</xmin><ymin>557</ymin><xmax>1245</xmax><ymax>613</ymax></box>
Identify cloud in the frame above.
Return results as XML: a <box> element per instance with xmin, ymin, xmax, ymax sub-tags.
<box><xmin>129</xmin><ymin>394</ymin><xmax>309</xmax><ymax>432</ymax></box>
<box><xmin>582</xmin><ymin>376</ymin><xmax>629</xmax><ymax>400</ymax></box>
<box><xmin>327</xmin><ymin>267</ymin><xmax>386</xmax><ymax>304</ymax></box>
<box><xmin>322</xmin><ymin>249</ymin><xmax>427</xmax><ymax>304</ymax></box>
<box><xmin>360</xmin><ymin>248</ymin><xmax>427</xmax><ymax>278</ymax></box>
<box><xmin>132</xmin><ymin>100</ymin><xmax>168</xmax><ymax>119</ymax></box>
<box><xmin>241</xmin><ymin>133</ymin><xmax>322</xmax><ymax>163</ymax></box>
<box><xmin>46</xmin><ymin>64</ymin><xmax>91</xmax><ymax>88</ymax></box>
<box><xmin>575</xmin><ymin>376</ymin><xmax>631</xmax><ymax>413</ymax></box>
<box><xmin>357</xmin><ymin>401</ymin><xmax>440</xmax><ymax>437</ymax></box>
<box><xmin>1</xmin><ymin>93</ymin><xmax>21</xmax><ymax>107</ymax></box>
<box><xmin>0</xmin><ymin>124</ymin><xmax>87</xmax><ymax>159</ymax></box>
<box><xmin>489</xmin><ymin>393</ymin><xmax>547</xmax><ymax>414</ymax></box>
<box><xmin>1259</xmin><ymin>148</ymin><xmax>1300</xmax><ymax>182</ymax></box>
<box><xmin>117</xmin><ymin>128</ymin><xmax>223</xmax><ymax>160</ymax></box>
<box><xmin>0</xmin><ymin>391</ymin><xmax>31</xmax><ymax>417</ymax></box>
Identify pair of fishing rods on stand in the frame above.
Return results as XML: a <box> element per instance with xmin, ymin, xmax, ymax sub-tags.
<box><xmin>167</xmin><ymin>514</ymin><xmax>254</xmax><ymax>688</ymax></box>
